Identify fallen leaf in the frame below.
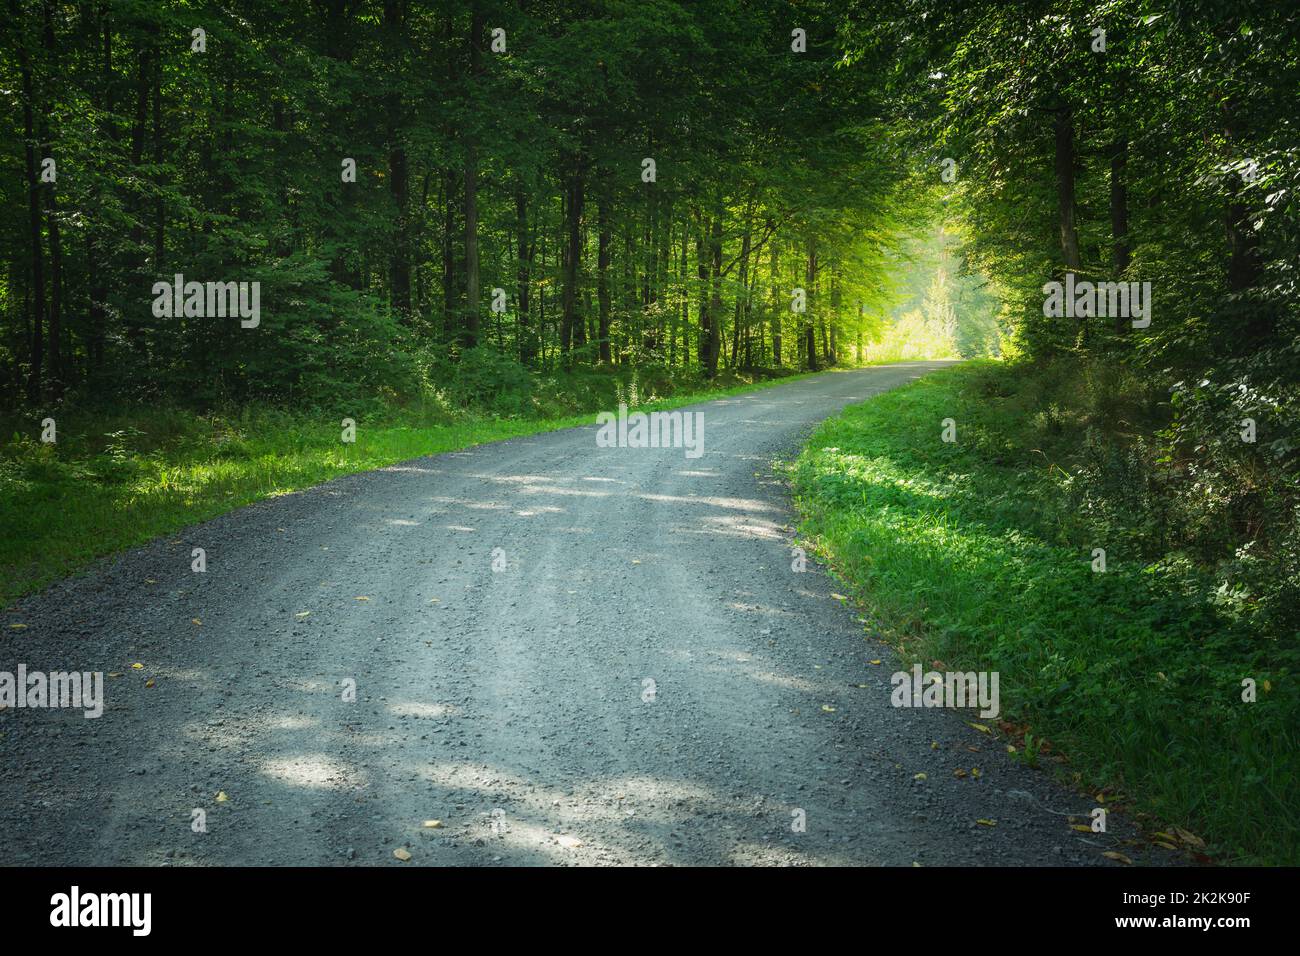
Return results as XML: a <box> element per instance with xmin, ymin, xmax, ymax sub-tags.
<box><xmin>355</xmin><ymin>596</ymin><xmax>370</xmax><ymax>601</ymax></box>
<box><xmin>869</xmin><ymin>659</ymin><xmax>882</xmax><ymax>665</ymax></box>
<box><xmin>821</xmin><ymin>705</ymin><xmax>836</xmax><ymax>713</ymax></box>
<box><xmin>1172</xmin><ymin>826</ymin><xmax>1205</xmax><ymax>848</ymax></box>
<box><xmin>1071</xmin><ymin>824</ymin><xmax>1091</xmax><ymax>832</ymax></box>
<box><xmin>913</xmin><ymin>772</ymin><xmax>927</xmax><ymax>781</ymax></box>
<box><xmin>1154</xmin><ymin>840</ymin><xmax>1178</xmax><ymax>850</ymax></box>
<box><xmin>9</xmin><ymin>623</ymin><xmax>27</xmax><ymax>629</ymax></box>
<box><xmin>1103</xmin><ymin>851</ymin><xmax>1133</xmax><ymax>865</ymax></box>
<box><xmin>191</xmin><ymin>618</ymin><xmax>202</xmax><ymax>626</ymax></box>
<box><xmin>145</xmin><ymin>679</ymin><xmax>155</xmax><ymax>688</ymax></box>
<box><xmin>131</xmin><ymin>663</ymin><xmax>144</xmax><ymax>670</ymax></box>
<box><xmin>967</xmin><ymin>722</ymin><xmax>991</xmax><ymax>734</ymax></box>
<box><xmin>953</xmin><ymin>768</ymin><xmax>968</xmax><ymax>778</ymax></box>
<box><xmin>421</xmin><ymin>820</ymin><xmax>443</xmax><ymax>829</ymax></box>
<box><xmin>107</xmin><ymin>672</ymin><xmax>123</xmax><ymax>678</ymax></box>
<box><xmin>215</xmin><ymin>791</ymin><xmax>229</xmax><ymax>803</ymax></box>
<box><xmin>976</xmin><ymin>819</ymin><xmax>997</xmax><ymax>827</ymax></box>
<box><xmin>831</xmin><ymin>593</ymin><xmax>847</xmax><ymax>601</ymax></box>
<box><xmin>393</xmin><ymin>848</ymin><xmax>412</xmax><ymax>861</ymax></box>
<box><xmin>971</xmin><ymin>768</ymin><xmax>982</xmax><ymax>779</ymax></box>
<box><xmin>295</xmin><ymin>611</ymin><xmax>311</xmax><ymax>619</ymax></box>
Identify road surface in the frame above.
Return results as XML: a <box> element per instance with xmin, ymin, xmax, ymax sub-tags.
<box><xmin>0</xmin><ymin>361</ymin><xmax>1169</xmax><ymax>865</ymax></box>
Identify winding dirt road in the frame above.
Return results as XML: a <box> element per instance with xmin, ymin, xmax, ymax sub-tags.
<box><xmin>0</xmin><ymin>361</ymin><xmax>1169</xmax><ymax>866</ymax></box>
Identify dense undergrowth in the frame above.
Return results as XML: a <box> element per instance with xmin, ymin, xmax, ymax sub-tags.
<box><xmin>792</xmin><ymin>359</ymin><xmax>1299</xmax><ymax>866</ymax></box>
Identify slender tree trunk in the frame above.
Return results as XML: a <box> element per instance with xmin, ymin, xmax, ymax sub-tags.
<box><xmin>695</xmin><ymin>211</ymin><xmax>710</xmax><ymax>375</ymax></box>
<box><xmin>15</xmin><ymin>1</ymin><xmax>45</xmax><ymax>403</ymax></box>
<box><xmin>462</xmin><ymin>6</ymin><xmax>483</xmax><ymax>349</ymax></box>
<box><xmin>1054</xmin><ymin>106</ymin><xmax>1082</xmax><ymax>272</ymax></box>
<box><xmin>1054</xmin><ymin>106</ymin><xmax>1085</xmax><ymax>344</ymax></box>
<box><xmin>152</xmin><ymin>35</ymin><xmax>164</xmax><ymax>269</ymax></box>
<box><xmin>857</xmin><ymin>304</ymin><xmax>864</xmax><ymax>364</ymax></box>
<box><xmin>385</xmin><ymin>0</ymin><xmax>411</xmax><ymax>321</ymax></box>
<box><xmin>1110</xmin><ymin>138</ymin><xmax>1130</xmax><ymax>335</ymax></box>
<box><xmin>442</xmin><ymin>168</ymin><xmax>459</xmax><ymax>344</ymax></box>
<box><xmin>731</xmin><ymin>210</ymin><xmax>751</xmax><ymax>367</ymax></box>
<box><xmin>769</xmin><ymin>234</ymin><xmax>781</xmax><ymax>365</ymax></box>
<box><xmin>804</xmin><ymin>240</ymin><xmax>818</xmax><ymax>371</ymax></box>
<box><xmin>560</xmin><ymin>161</ymin><xmax>584</xmax><ymax>361</ymax></box>
<box><xmin>706</xmin><ymin>203</ymin><xmax>723</xmax><ymax>377</ymax></box>
<box><xmin>1222</xmin><ymin>105</ymin><xmax>1268</xmax><ymax>341</ymax></box>
<box><xmin>126</xmin><ymin>38</ymin><xmax>152</xmax><ymax>356</ymax></box>
<box><xmin>515</xmin><ymin>184</ymin><xmax>533</xmax><ymax>365</ymax></box>
<box><xmin>827</xmin><ymin>265</ymin><xmax>840</xmax><ymax>364</ymax></box>
<box><xmin>36</xmin><ymin>0</ymin><xmax>65</xmax><ymax>395</ymax></box>
<box><xmin>88</xmin><ymin>9</ymin><xmax>113</xmax><ymax>373</ymax></box>
<box><xmin>597</xmin><ymin>197</ymin><xmax>612</xmax><ymax>364</ymax></box>
<box><xmin>679</xmin><ymin>229</ymin><xmax>689</xmax><ymax>367</ymax></box>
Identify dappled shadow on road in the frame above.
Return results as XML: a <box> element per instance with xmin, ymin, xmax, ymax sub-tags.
<box><xmin>0</xmin><ymin>364</ymin><xmax>1142</xmax><ymax>867</ymax></box>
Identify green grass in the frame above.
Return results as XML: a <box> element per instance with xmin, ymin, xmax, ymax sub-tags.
<box><xmin>790</xmin><ymin>360</ymin><xmax>1299</xmax><ymax>866</ymax></box>
<box><xmin>0</xmin><ymin>367</ymin><xmax>823</xmax><ymax>608</ymax></box>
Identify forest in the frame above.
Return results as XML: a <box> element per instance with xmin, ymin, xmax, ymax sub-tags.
<box><xmin>1</xmin><ymin>0</ymin><xmax>963</xmax><ymax>414</ymax></box>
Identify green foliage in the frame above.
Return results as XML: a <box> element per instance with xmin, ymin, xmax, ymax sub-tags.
<box><xmin>793</xmin><ymin>362</ymin><xmax>1299</xmax><ymax>864</ymax></box>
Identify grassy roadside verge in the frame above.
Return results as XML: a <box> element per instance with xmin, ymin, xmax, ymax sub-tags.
<box><xmin>0</xmin><ymin>367</ymin><xmax>825</xmax><ymax>609</ymax></box>
<box><xmin>790</xmin><ymin>360</ymin><xmax>1298</xmax><ymax>866</ymax></box>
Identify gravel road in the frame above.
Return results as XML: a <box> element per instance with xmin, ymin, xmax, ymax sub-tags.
<box><xmin>0</xmin><ymin>361</ymin><xmax>1176</xmax><ymax>866</ymax></box>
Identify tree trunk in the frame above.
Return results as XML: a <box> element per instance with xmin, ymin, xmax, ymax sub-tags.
<box><xmin>516</xmin><ymin>184</ymin><xmax>534</xmax><ymax>365</ymax></box>
<box><xmin>696</xmin><ymin>211</ymin><xmax>710</xmax><ymax>375</ymax></box>
<box><xmin>1054</xmin><ymin>107</ymin><xmax>1082</xmax><ymax>271</ymax></box>
<box><xmin>442</xmin><ymin>167</ymin><xmax>460</xmax><ymax>344</ymax></box>
<box><xmin>706</xmin><ymin>204</ymin><xmax>723</xmax><ymax>377</ymax></box>
<box><xmin>769</xmin><ymin>233</ymin><xmax>781</xmax><ymax>365</ymax></box>
<box><xmin>679</xmin><ymin>229</ymin><xmax>689</xmax><ymax>367</ymax></box>
<box><xmin>731</xmin><ymin>211</ymin><xmax>751</xmax><ymax>367</ymax></box>
<box><xmin>16</xmin><ymin>1</ymin><xmax>46</xmax><ymax>403</ymax></box>
<box><xmin>87</xmin><ymin>10</ymin><xmax>113</xmax><ymax>373</ymax></box>
<box><xmin>385</xmin><ymin>0</ymin><xmax>411</xmax><ymax>321</ymax></box>
<box><xmin>560</xmin><ymin>161</ymin><xmax>584</xmax><ymax>361</ymax></box>
<box><xmin>1110</xmin><ymin>138</ymin><xmax>1130</xmax><ymax>335</ymax></box>
<box><xmin>1223</xmin><ymin>106</ymin><xmax>1268</xmax><ymax>341</ymax></box>
<box><xmin>462</xmin><ymin>6</ymin><xmax>483</xmax><ymax>349</ymax></box>
<box><xmin>152</xmin><ymin>33</ymin><xmax>164</xmax><ymax>268</ymax></box>
<box><xmin>597</xmin><ymin>197</ymin><xmax>612</xmax><ymax>364</ymax></box>
<box><xmin>39</xmin><ymin>0</ymin><xmax>63</xmax><ymax>395</ymax></box>
<box><xmin>804</xmin><ymin>240</ymin><xmax>818</xmax><ymax>371</ymax></box>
